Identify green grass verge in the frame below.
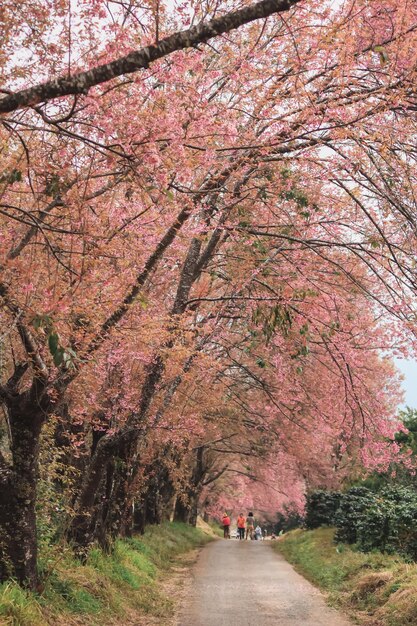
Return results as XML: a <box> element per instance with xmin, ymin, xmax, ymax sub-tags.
<box><xmin>0</xmin><ymin>522</ymin><xmax>213</xmax><ymax>626</ymax></box>
<box><xmin>207</xmin><ymin>522</ymin><xmax>224</xmax><ymax>538</ymax></box>
<box><xmin>274</xmin><ymin>527</ymin><xmax>417</xmax><ymax>626</ymax></box>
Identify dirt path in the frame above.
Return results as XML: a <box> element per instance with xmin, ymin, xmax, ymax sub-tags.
<box><xmin>176</xmin><ymin>539</ymin><xmax>353</xmax><ymax>626</ymax></box>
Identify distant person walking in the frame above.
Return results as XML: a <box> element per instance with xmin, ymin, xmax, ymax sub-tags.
<box><xmin>222</xmin><ymin>513</ymin><xmax>231</xmax><ymax>539</ymax></box>
<box><xmin>255</xmin><ymin>525</ymin><xmax>262</xmax><ymax>540</ymax></box>
<box><xmin>246</xmin><ymin>512</ymin><xmax>255</xmax><ymax>540</ymax></box>
<box><xmin>237</xmin><ymin>513</ymin><xmax>246</xmax><ymax>540</ymax></box>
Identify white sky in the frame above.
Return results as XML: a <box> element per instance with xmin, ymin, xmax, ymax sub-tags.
<box><xmin>395</xmin><ymin>359</ymin><xmax>417</xmax><ymax>408</ymax></box>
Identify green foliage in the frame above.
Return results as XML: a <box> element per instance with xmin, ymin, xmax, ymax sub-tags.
<box><xmin>44</xmin><ymin>174</ymin><xmax>62</xmax><ymax>197</ymax></box>
<box><xmin>251</xmin><ymin>303</ymin><xmax>292</xmax><ymax>343</ymax></box>
<box><xmin>32</xmin><ymin>315</ymin><xmax>78</xmax><ymax>369</ymax></box>
<box><xmin>334</xmin><ymin>486</ymin><xmax>376</xmax><ymax>544</ymax></box>
<box><xmin>354</xmin><ymin>486</ymin><xmax>417</xmax><ymax>559</ymax></box>
<box><xmin>275</xmin><ymin>504</ymin><xmax>304</xmax><ymax>534</ymax></box>
<box><xmin>374</xmin><ymin>44</ymin><xmax>389</xmax><ymax>65</ymax></box>
<box><xmin>395</xmin><ymin>407</ymin><xmax>417</xmax><ymax>456</ymax></box>
<box><xmin>307</xmin><ymin>410</ymin><xmax>417</xmax><ymax>562</ymax></box>
<box><xmin>275</xmin><ymin>528</ymin><xmax>393</xmax><ymax>591</ymax></box>
<box><xmin>343</xmin><ymin>407</ymin><xmax>417</xmax><ymax>498</ymax></box>
<box><xmin>42</xmin><ymin>574</ymin><xmax>103</xmax><ymax>614</ymax></box>
<box><xmin>282</xmin><ymin>187</ymin><xmax>309</xmax><ymax>209</ymax></box>
<box><xmin>313</xmin><ymin>483</ymin><xmax>417</xmax><ymax>561</ymax></box>
<box><xmin>0</xmin><ymin>168</ymin><xmax>22</xmax><ymax>185</ymax></box>
<box><xmin>131</xmin><ymin>521</ymin><xmax>210</xmax><ymax>569</ymax></box>
<box><xmin>304</xmin><ymin>490</ymin><xmax>342</xmax><ymax>529</ymax></box>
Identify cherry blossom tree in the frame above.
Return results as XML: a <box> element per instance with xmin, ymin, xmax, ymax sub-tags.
<box><xmin>1</xmin><ymin>0</ymin><xmax>417</xmax><ymax>587</ymax></box>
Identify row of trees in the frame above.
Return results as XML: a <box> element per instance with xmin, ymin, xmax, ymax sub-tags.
<box><xmin>1</xmin><ymin>0</ymin><xmax>417</xmax><ymax>587</ymax></box>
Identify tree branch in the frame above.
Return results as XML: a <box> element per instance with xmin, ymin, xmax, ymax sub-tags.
<box><xmin>0</xmin><ymin>283</ymin><xmax>48</xmax><ymax>380</ymax></box>
<box><xmin>85</xmin><ymin>204</ymin><xmax>192</xmax><ymax>356</ymax></box>
<box><xmin>0</xmin><ymin>0</ymin><xmax>300</xmax><ymax>114</ymax></box>
<box><xmin>202</xmin><ymin>464</ymin><xmax>230</xmax><ymax>486</ymax></box>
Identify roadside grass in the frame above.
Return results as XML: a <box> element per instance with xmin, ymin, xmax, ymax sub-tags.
<box><xmin>0</xmin><ymin>522</ymin><xmax>213</xmax><ymax>626</ymax></box>
<box><xmin>274</xmin><ymin>527</ymin><xmax>417</xmax><ymax>626</ymax></box>
<box><xmin>205</xmin><ymin>521</ymin><xmax>224</xmax><ymax>538</ymax></box>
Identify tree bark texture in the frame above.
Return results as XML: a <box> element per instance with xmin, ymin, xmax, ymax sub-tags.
<box><xmin>0</xmin><ymin>398</ymin><xmax>43</xmax><ymax>587</ymax></box>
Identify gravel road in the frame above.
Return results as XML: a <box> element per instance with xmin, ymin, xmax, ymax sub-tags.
<box><xmin>177</xmin><ymin>539</ymin><xmax>353</xmax><ymax>626</ymax></box>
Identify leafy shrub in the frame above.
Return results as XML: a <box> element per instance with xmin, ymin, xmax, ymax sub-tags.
<box><xmin>356</xmin><ymin>486</ymin><xmax>417</xmax><ymax>559</ymax></box>
<box><xmin>305</xmin><ymin>482</ymin><xmax>417</xmax><ymax>560</ymax></box>
<box><xmin>331</xmin><ymin>485</ymin><xmax>417</xmax><ymax>561</ymax></box>
<box><xmin>356</xmin><ymin>498</ymin><xmax>396</xmax><ymax>554</ymax></box>
<box><xmin>334</xmin><ymin>486</ymin><xmax>376</xmax><ymax>544</ymax></box>
<box><xmin>305</xmin><ymin>490</ymin><xmax>342</xmax><ymax>529</ymax></box>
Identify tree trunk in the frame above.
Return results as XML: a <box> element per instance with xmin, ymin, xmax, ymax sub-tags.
<box><xmin>159</xmin><ymin>477</ymin><xmax>176</xmax><ymax>522</ymax></box>
<box><xmin>109</xmin><ymin>447</ymin><xmax>178</xmax><ymax>535</ymax></box>
<box><xmin>94</xmin><ymin>459</ymin><xmax>116</xmax><ymax>552</ymax></box>
<box><xmin>133</xmin><ymin>500</ymin><xmax>146</xmax><ymax>535</ymax></box>
<box><xmin>173</xmin><ymin>447</ymin><xmax>207</xmax><ymax>527</ymax></box>
<box><xmin>68</xmin><ymin>431</ymin><xmax>138</xmax><ymax>552</ymax></box>
<box><xmin>174</xmin><ymin>497</ymin><xmax>191</xmax><ymax>523</ymax></box>
<box><xmin>188</xmin><ymin>493</ymin><xmax>199</xmax><ymax>527</ymax></box>
<box><xmin>173</xmin><ymin>489</ymin><xmax>198</xmax><ymax>525</ymax></box>
<box><xmin>101</xmin><ymin>445</ymin><xmax>133</xmax><ymax>541</ymax></box>
<box><xmin>120</xmin><ymin>504</ymin><xmax>133</xmax><ymax>538</ymax></box>
<box><xmin>66</xmin><ymin>440</ymin><xmax>112</xmax><ymax>555</ymax></box>
<box><xmin>0</xmin><ymin>399</ymin><xmax>43</xmax><ymax>588</ymax></box>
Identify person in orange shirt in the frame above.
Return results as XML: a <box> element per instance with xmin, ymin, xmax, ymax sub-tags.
<box><xmin>222</xmin><ymin>513</ymin><xmax>231</xmax><ymax>538</ymax></box>
<box><xmin>237</xmin><ymin>513</ymin><xmax>246</xmax><ymax>540</ymax></box>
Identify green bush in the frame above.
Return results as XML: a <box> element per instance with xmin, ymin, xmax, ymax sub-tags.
<box><xmin>334</xmin><ymin>486</ymin><xmax>376</xmax><ymax>545</ymax></box>
<box><xmin>305</xmin><ymin>490</ymin><xmax>342</xmax><ymax>529</ymax></box>
<box><xmin>356</xmin><ymin>486</ymin><xmax>417</xmax><ymax>559</ymax></box>
<box><xmin>329</xmin><ymin>485</ymin><xmax>417</xmax><ymax>561</ymax></box>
